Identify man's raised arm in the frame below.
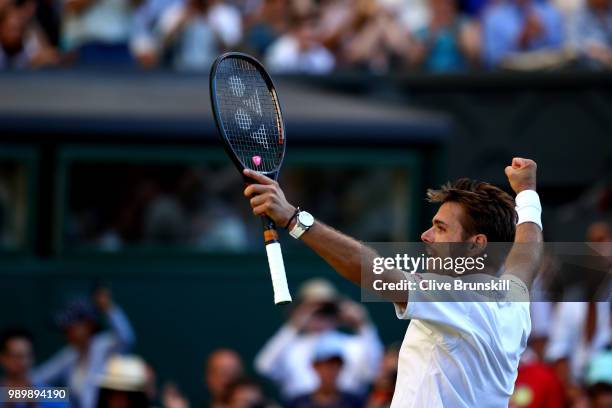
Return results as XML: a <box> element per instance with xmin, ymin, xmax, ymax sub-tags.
<box><xmin>503</xmin><ymin>158</ymin><xmax>544</xmax><ymax>289</ymax></box>
<box><xmin>242</xmin><ymin>169</ymin><xmax>404</xmax><ymax>299</ymax></box>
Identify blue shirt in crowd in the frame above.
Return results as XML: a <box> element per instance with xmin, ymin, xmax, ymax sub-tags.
<box><xmin>483</xmin><ymin>0</ymin><xmax>564</xmax><ymax>67</ymax></box>
<box><xmin>31</xmin><ymin>307</ymin><xmax>135</xmax><ymax>408</ymax></box>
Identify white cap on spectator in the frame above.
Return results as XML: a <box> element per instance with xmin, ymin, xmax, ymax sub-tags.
<box><xmin>313</xmin><ymin>332</ymin><xmax>345</xmax><ymax>363</ymax></box>
<box><xmin>98</xmin><ymin>355</ymin><xmax>148</xmax><ymax>392</ymax></box>
<box><xmin>298</xmin><ymin>278</ymin><xmax>337</xmax><ymax>302</ymax></box>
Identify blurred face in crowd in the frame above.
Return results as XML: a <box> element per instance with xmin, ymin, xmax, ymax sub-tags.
<box><xmin>431</xmin><ymin>0</ymin><xmax>457</xmax><ymax>26</ymax></box>
<box><xmin>586</xmin><ymin>222</ymin><xmax>612</xmax><ymax>242</ymax></box>
<box><xmin>588</xmin><ymin>0</ymin><xmax>610</xmax><ymax>12</ymax></box>
<box><xmin>65</xmin><ymin>320</ymin><xmax>95</xmax><ymax>350</ymax></box>
<box><xmin>263</xmin><ymin>0</ymin><xmax>285</xmax><ymax>20</ymax></box>
<box><xmin>313</xmin><ymin>357</ymin><xmax>343</xmax><ymax>393</ymax></box>
<box><xmin>0</xmin><ymin>6</ymin><xmax>26</xmax><ymax>52</ymax></box>
<box><xmin>105</xmin><ymin>391</ymin><xmax>131</xmax><ymax>408</ymax></box>
<box><xmin>0</xmin><ymin>336</ymin><xmax>33</xmax><ymax>378</ymax></box>
<box><xmin>304</xmin><ymin>301</ymin><xmax>339</xmax><ymax>333</ymax></box>
<box><xmin>205</xmin><ymin>349</ymin><xmax>243</xmax><ymax>401</ymax></box>
<box><xmin>591</xmin><ymin>388</ymin><xmax>612</xmax><ymax>408</ymax></box>
<box><xmin>187</xmin><ymin>0</ymin><xmax>211</xmax><ymax>13</ymax></box>
<box><xmin>227</xmin><ymin>384</ymin><xmax>264</xmax><ymax>408</ymax></box>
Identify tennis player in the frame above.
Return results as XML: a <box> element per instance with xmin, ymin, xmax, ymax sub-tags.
<box><xmin>243</xmin><ymin>157</ymin><xmax>543</xmax><ymax>407</ymax></box>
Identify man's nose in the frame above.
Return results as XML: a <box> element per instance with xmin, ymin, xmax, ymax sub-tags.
<box><xmin>421</xmin><ymin>227</ymin><xmax>434</xmax><ymax>243</ymax></box>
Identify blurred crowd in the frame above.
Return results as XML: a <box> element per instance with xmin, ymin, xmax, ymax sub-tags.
<box><xmin>1</xmin><ymin>0</ymin><xmax>612</xmax><ymax>72</ymax></box>
<box><xmin>60</xmin><ymin>164</ymin><xmax>408</xmax><ymax>252</ymax></box>
<box><xmin>1</xmin><ymin>270</ymin><xmax>611</xmax><ymax>408</ymax></box>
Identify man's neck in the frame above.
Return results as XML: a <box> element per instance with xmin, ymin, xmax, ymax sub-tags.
<box><xmin>313</xmin><ymin>387</ymin><xmax>340</xmax><ymax>404</ymax></box>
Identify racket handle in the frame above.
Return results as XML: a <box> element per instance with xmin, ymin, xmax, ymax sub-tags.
<box><xmin>262</xmin><ymin>217</ymin><xmax>292</xmax><ymax>305</ymax></box>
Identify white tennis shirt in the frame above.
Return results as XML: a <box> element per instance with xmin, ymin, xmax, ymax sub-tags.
<box><xmin>390</xmin><ymin>274</ymin><xmax>531</xmax><ymax>408</ymax></box>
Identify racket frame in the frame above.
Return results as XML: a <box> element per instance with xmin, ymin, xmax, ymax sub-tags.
<box><xmin>209</xmin><ymin>52</ymin><xmax>286</xmax><ymax>181</ymax></box>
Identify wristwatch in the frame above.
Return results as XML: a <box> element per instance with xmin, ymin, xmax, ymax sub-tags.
<box><xmin>289</xmin><ymin>210</ymin><xmax>314</xmax><ymax>239</ymax></box>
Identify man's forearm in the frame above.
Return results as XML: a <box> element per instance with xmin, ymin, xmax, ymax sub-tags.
<box><xmin>504</xmin><ymin>222</ymin><xmax>543</xmax><ymax>288</ymax></box>
<box><xmin>293</xmin><ymin>220</ymin><xmax>375</xmax><ymax>287</ymax></box>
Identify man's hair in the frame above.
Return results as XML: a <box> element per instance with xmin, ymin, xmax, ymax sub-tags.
<box><xmin>0</xmin><ymin>327</ymin><xmax>34</xmax><ymax>353</ymax></box>
<box><xmin>427</xmin><ymin>178</ymin><xmax>516</xmax><ymax>242</ymax></box>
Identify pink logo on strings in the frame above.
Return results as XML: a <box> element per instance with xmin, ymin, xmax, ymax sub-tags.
<box><xmin>252</xmin><ymin>156</ymin><xmax>262</xmax><ymax>166</ymax></box>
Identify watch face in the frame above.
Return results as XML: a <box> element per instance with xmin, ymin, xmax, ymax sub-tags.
<box><xmin>298</xmin><ymin>211</ymin><xmax>314</xmax><ymax>227</ymax></box>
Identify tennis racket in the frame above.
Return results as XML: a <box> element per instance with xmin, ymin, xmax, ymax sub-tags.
<box><xmin>209</xmin><ymin>52</ymin><xmax>292</xmax><ymax>305</ymax></box>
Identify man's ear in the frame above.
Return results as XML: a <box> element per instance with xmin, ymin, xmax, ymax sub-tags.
<box><xmin>468</xmin><ymin>234</ymin><xmax>487</xmax><ymax>254</ymax></box>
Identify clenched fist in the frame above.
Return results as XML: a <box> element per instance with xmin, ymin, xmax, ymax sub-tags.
<box><xmin>243</xmin><ymin>169</ymin><xmax>296</xmax><ymax>227</ymax></box>
<box><xmin>505</xmin><ymin>157</ymin><xmax>537</xmax><ymax>194</ymax></box>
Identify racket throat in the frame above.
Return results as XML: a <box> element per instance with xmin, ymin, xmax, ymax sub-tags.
<box><xmin>262</xmin><ymin>217</ymin><xmax>279</xmax><ymax>244</ymax></box>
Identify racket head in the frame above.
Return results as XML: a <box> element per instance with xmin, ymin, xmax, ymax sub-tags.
<box><xmin>210</xmin><ymin>52</ymin><xmax>286</xmax><ymax>180</ymax></box>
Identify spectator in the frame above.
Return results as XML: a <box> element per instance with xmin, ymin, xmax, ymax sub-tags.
<box><xmin>365</xmin><ymin>345</ymin><xmax>399</xmax><ymax>408</ymax></box>
<box><xmin>409</xmin><ymin>0</ymin><xmax>480</xmax><ymax>72</ymax></box>
<box><xmin>161</xmin><ymin>383</ymin><xmax>190</xmax><ymax>408</ymax></box>
<box><xmin>254</xmin><ymin>279</ymin><xmax>383</xmax><ymax>399</ymax></box>
<box><xmin>380</xmin><ymin>0</ymin><xmax>430</xmax><ymax>34</ymax></box>
<box><xmin>569</xmin><ymin>0</ymin><xmax>612</xmax><ymax>68</ymax></box>
<box><xmin>482</xmin><ymin>0</ymin><xmax>564</xmax><ymax>67</ymax></box>
<box><xmin>585</xmin><ymin>349</ymin><xmax>612</xmax><ymax>408</ymax></box>
<box><xmin>33</xmin><ymin>287</ymin><xmax>135</xmax><ymax>408</ymax></box>
<box><xmin>545</xmin><ymin>302</ymin><xmax>610</xmax><ymax>403</ymax></box>
<box><xmin>586</xmin><ymin>221</ymin><xmax>612</xmax><ymax>244</ymax></box>
<box><xmin>287</xmin><ymin>333</ymin><xmax>364</xmax><ymax>408</ymax></box>
<box><xmin>61</xmin><ymin>0</ymin><xmax>135</xmax><ymax>65</ymax></box>
<box><xmin>158</xmin><ymin>0</ymin><xmax>241</xmax><ymax>71</ymax></box>
<box><xmin>0</xmin><ymin>328</ymin><xmax>69</xmax><ymax>408</ymax></box>
<box><xmin>243</xmin><ymin>0</ymin><xmax>287</xmax><ymax>56</ymax></box>
<box><xmin>339</xmin><ymin>0</ymin><xmax>409</xmax><ymax>72</ymax></box>
<box><xmin>205</xmin><ymin>348</ymin><xmax>244</xmax><ymax>408</ymax></box>
<box><xmin>95</xmin><ymin>355</ymin><xmax>150</xmax><ymax>408</ymax></box>
<box><xmin>509</xmin><ymin>348</ymin><xmax>565</xmax><ymax>408</ymax></box>
<box><xmin>543</xmin><ymin>220</ymin><xmax>612</xmax><ymax>401</ymax></box>
<box><xmin>0</xmin><ymin>0</ymin><xmax>58</xmax><ymax>68</ymax></box>
<box><xmin>225</xmin><ymin>377</ymin><xmax>278</xmax><ymax>408</ymax></box>
<box><xmin>264</xmin><ymin>12</ymin><xmax>334</xmax><ymax>74</ymax></box>
<box><xmin>130</xmin><ymin>0</ymin><xmax>181</xmax><ymax>68</ymax></box>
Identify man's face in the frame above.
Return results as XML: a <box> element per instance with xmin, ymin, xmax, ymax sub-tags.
<box><xmin>205</xmin><ymin>351</ymin><xmax>243</xmax><ymax>400</ymax></box>
<box><xmin>421</xmin><ymin>202</ymin><xmax>468</xmax><ymax>244</ymax></box>
<box><xmin>0</xmin><ymin>7</ymin><xmax>26</xmax><ymax>49</ymax></box>
<box><xmin>0</xmin><ymin>337</ymin><xmax>33</xmax><ymax>377</ymax></box>
<box><xmin>65</xmin><ymin>320</ymin><xmax>94</xmax><ymax>348</ymax></box>
<box><xmin>313</xmin><ymin>358</ymin><xmax>343</xmax><ymax>391</ymax></box>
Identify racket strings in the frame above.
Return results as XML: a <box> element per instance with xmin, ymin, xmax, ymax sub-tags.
<box><xmin>214</xmin><ymin>58</ymin><xmax>284</xmax><ymax>173</ymax></box>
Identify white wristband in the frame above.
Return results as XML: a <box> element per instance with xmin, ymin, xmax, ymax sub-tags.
<box><xmin>515</xmin><ymin>190</ymin><xmax>542</xmax><ymax>230</ymax></box>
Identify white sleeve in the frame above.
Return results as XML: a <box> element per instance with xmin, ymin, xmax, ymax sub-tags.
<box><xmin>353</xmin><ymin>324</ymin><xmax>384</xmax><ymax>382</ymax></box>
<box><xmin>32</xmin><ymin>347</ymin><xmax>75</xmax><ymax>386</ymax></box>
<box><xmin>158</xmin><ymin>4</ymin><xmax>183</xmax><ymax>37</ymax></box>
<box><xmin>254</xmin><ymin>324</ymin><xmax>299</xmax><ymax>381</ymax></box>
<box><xmin>209</xmin><ymin>4</ymin><xmax>242</xmax><ymax>46</ymax></box>
<box><xmin>545</xmin><ymin>302</ymin><xmax>578</xmax><ymax>362</ymax></box>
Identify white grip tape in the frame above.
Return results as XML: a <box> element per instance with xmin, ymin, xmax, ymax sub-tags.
<box><xmin>265</xmin><ymin>242</ymin><xmax>292</xmax><ymax>304</ymax></box>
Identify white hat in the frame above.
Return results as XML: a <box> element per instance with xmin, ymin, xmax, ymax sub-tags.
<box><xmin>313</xmin><ymin>332</ymin><xmax>345</xmax><ymax>363</ymax></box>
<box><xmin>298</xmin><ymin>278</ymin><xmax>338</xmax><ymax>302</ymax></box>
<box><xmin>98</xmin><ymin>355</ymin><xmax>148</xmax><ymax>392</ymax></box>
